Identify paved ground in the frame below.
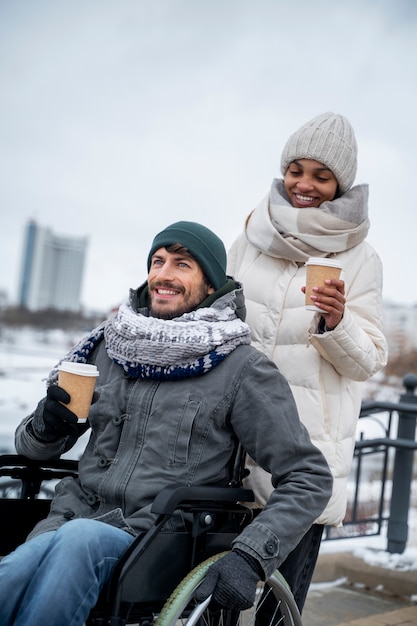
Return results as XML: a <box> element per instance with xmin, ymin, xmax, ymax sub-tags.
<box><xmin>303</xmin><ymin>552</ymin><xmax>417</xmax><ymax>626</ymax></box>
<box><xmin>304</xmin><ymin>581</ymin><xmax>417</xmax><ymax>625</ymax></box>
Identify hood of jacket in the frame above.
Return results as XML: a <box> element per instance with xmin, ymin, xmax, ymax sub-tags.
<box><xmin>129</xmin><ymin>277</ymin><xmax>247</xmax><ymax>322</ymax></box>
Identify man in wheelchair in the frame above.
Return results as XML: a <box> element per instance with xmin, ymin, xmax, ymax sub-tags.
<box><xmin>0</xmin><ymin>221</ymin><xmax>332</xmax><ymax>626</ymax></box>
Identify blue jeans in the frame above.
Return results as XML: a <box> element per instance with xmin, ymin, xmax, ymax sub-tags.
<box><xmin>0</xmin><ymin>519</ymin><xmax>134</xmax><ymax>626</ymax></box>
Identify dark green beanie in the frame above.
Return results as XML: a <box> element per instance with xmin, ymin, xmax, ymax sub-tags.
<box><xmin>147</xmin><ymin>221</ymin><xmax>227</xmax><ymax>290</ymax></box>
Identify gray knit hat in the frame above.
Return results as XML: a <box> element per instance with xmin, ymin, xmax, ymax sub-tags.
<box><xmin>147</xmin><ymin>221</ymin><xmax>227</xmax><ymax>290</ymax></box>
<box><xmin>280</xmin><ymin>112</ymin><xmax>358</xmax><ymax>193</ymax></box>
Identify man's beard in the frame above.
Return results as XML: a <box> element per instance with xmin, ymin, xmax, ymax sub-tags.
<box><xmin>149</xmin><ymin>281</ymin><xmax>211</xmax><ymax>320</ymax></box>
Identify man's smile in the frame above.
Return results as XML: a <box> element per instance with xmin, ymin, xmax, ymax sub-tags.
<box><xmin>155</xmin><ymin>287</ymin><xmax>180</xmax><ymax>297</ymax></box>
<box><xmin>151</xmin><ymin>282</ymin><xmax>184</xmax><ymax>299</ymax></box>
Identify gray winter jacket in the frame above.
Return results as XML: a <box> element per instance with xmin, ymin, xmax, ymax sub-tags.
<box><xmin>15</xmin><ymin>287</ymin><xmax>332</xmax><ymax>579</ymax></box>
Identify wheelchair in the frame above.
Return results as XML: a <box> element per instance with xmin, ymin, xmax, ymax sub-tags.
<box><xmin>0</xmin><ymin>449</ymin><xmax>302</xmax><ymax>626</ymax></box>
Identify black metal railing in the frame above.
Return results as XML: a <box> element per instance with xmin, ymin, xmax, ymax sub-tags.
<box><xmin>324</xmin><ymin>373</ymin><xmax>417</xmax><ymax>553</ymax></box>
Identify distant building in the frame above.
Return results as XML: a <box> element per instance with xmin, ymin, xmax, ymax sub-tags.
<box><xmin>18</xmin><ymin>220</ymin><xmax>88</xmax><ymax>312</ymax></box>
<box><xmin>383</xmin><ymin>301</ymin><xmax>417</xmax><ymax>357</ymax></box>
<box><xmin>0</xmin><ymin>289</ymin><xmax>7</xmax><ymax>311</ymax></box>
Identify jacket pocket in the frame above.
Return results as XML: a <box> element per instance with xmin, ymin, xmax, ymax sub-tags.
<box><xmin>171</xmin><ymin>397</ymin><xmax>202</xmax><ymax>465</ymax></box>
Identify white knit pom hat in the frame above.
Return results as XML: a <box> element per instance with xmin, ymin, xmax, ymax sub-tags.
<box><xmin>280</xmin><ymin>112</ymin><xmax>358</xmax><ymax>193</ymax></box>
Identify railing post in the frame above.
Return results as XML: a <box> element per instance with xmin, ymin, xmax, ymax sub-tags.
<box><xmin>387</xmin><ymin>373</ymin><xmax>417</xmax><ymax>553</ymax></box>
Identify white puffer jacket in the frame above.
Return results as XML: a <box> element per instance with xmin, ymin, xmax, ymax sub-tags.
<box><xmin>228</xmin><ymin>234</ymin><xmax>388</xmax><ymax>526</ymax></box>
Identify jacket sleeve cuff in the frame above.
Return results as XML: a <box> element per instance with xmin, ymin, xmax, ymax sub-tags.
<box><xmin>15</xmin><ymin>414</ymin><xmax>66</xmax><ymax>460</ymax></box>
<box><xmin>232</xmin><ymin>521</ymin><xmax>281</xmax><ymax>579</ymax></box>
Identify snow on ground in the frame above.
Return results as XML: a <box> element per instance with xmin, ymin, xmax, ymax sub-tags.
<box><xmin>1</xmin><ymin>326</ymin><xmax>416</xmax><ymax>571</ymax></box>
<box><xmin>320</xmin><ymin>513</ymin><xmax>417</xmax><ymax>571</ymax></box>
<box><xmin>0</xmin><ymin>326</ymin><xmax>90</xmax><ymax>457</ymax></box>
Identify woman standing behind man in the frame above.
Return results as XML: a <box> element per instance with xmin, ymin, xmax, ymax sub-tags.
<box><xmin>227</xmin><ymin>112</ymin><xmax>388</xmax><ymax>612</ymax></box>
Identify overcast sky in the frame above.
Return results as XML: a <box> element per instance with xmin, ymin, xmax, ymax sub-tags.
<box><xmin>1</xmin><ymin>0</ymin><xmax>417</xmax><ymax>313</ymax></box>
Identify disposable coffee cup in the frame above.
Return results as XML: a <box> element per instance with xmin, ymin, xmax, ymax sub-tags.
<box><xmin>304</xmin><ymin>257</ymin><xmax>343</xmax><ymax>312</ymax></box>
<box><xmin>57</xmin><ymin>362</ymin><xmax>99</xmax><ymax>421</ymax></box>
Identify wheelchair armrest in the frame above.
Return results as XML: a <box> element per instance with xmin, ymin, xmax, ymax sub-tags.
<box><xmin>0</xmin><ymin>454</ymin><xmax>79</xmax><ymax>474</ymax></box>
<box><xmin>150</xmin><ymin>484</ymin><xmax>254</xmax><ymax>515</ymax></box>
<box><xmin>0</xmin><ymin>454</ymin><xmax>79</xmax><ymax>499</ymax></box>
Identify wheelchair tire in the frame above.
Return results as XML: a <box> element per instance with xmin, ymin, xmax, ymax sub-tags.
<box><xmin>155</xmin><ymin>551</ymin><xmax>302</xmax><ymax>626</ymax></box>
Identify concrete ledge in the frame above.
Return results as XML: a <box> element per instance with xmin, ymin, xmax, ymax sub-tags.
<box><xmin>335</xmin><ymin>605</ymin><xmax>417</xmax><ymax>626</ymax></box>
<box><xmin>313</xmin><ymin>552</ymin><xmax>417</xmax><ymax>599</ymax></box>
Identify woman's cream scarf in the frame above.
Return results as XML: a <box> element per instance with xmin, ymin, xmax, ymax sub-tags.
<box><xmin>246</xmin><ymin>179</ymin><xmax>370</xmax><ymax>262</ymax></box>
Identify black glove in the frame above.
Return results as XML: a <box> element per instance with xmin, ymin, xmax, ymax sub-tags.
<box><xmin>194</xmin><ymin>550</ymin><xmax>263</xmax><ymax>611</ymax></box>
<box><xmin>31</xmin><ymin>385</ymin><xmax>79</xmax><ymax>442</ymax></box>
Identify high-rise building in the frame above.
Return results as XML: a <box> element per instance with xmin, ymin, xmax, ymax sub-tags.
<box><xmin>18</xmin><ymin>220</ymin><xmax>88</xmax><ymax>312</ymax></box>
<box><xmin>383</xmin><ymin>301</ymin><xmax>417</xmax><ymax>357</ymax></box>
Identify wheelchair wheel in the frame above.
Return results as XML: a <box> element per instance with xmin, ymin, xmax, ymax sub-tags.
<box><xmin>155</xmin><ymin>552</ymin><xmax>302</xmax><ymax>626</ymax></box>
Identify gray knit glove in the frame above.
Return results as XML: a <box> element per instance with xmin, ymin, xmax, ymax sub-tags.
<box><xmin>194</xmin><ymin>550</ymin><xmax>262</xmax><ymax>611</ymax></box>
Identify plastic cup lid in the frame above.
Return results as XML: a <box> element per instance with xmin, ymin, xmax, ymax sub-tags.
<box><xmin>58</xmin><ymin>361</ymin><xmax>99</xmax><ymax>377</ymax></box>
<box><xmin>305</xmin><ymin>257</ymin><xmax>342</xmax><ymax>269</ymax></box>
